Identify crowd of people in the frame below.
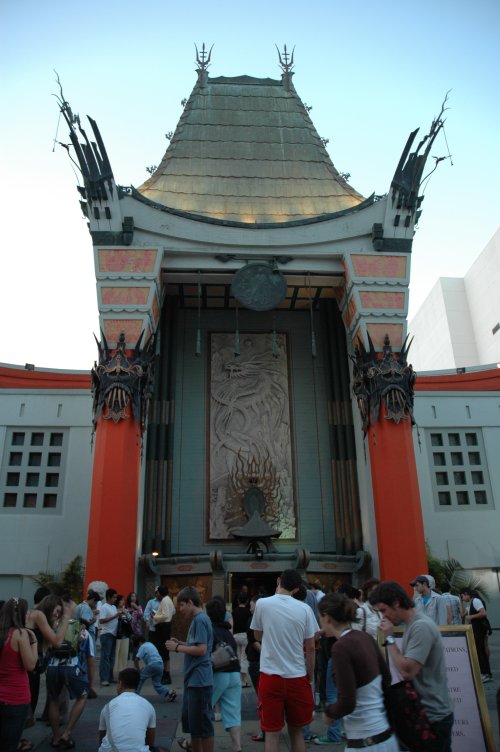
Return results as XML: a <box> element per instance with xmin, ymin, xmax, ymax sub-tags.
<box><xmin>0</xmin><ymin>572</ymin><xmax>495</xmax><ymax>752</ymax></box>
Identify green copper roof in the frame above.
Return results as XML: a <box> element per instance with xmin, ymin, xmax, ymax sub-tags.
<box><xmin>137</xmin><ymin>74</ymin><xmax>364</xmax><ymax>224</ymax></box>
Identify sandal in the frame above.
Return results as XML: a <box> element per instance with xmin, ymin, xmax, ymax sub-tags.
<box><xmin>251</xmin><ymin>734</ymin><xmax>265</xmax><ymax>742</ymax></box>
<box><xmin>177</xmin><ymin>738</ymin><xmax>192</xmax><ymax>751</ymax></box>
<box><xmin>59</xmin><ymin>738</ymin><xmax>76</xmax><ymax>749</ymax></box>
<box><xmin>166</xmin><ymin>688</ymin><xmax>177</xmax><ymax>702</ymax></box>
<box><xmin>17</xmin><ymin>741</ymin><xmax>34</xmax><ymax>752</ymax></box>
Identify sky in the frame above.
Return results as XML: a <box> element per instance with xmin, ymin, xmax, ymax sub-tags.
<box><xmin>1</xmin><ymin>0</ymin><xmax>499</xmax><ymax>370</ymax></box>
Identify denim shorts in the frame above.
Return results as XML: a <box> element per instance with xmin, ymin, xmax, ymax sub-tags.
<box><xmin>181</xmin><ymin>685</ymin><xmax>214</xmax><ymax>739</ymax></box>
<box><xmin>46</xmin><ymin>665</ymin><xmax>89</xmax><ymax>700</ymax></box>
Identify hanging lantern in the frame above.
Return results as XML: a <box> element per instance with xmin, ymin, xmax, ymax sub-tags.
<box><xmin>234</xmin><ymin>306</ymin><xmax>240</xmax><ymax>356</ymax></box>
<box><xmin>195</xmin><ymin>271</ymin><xmax>202</xmax><ymax>357</ymax></box>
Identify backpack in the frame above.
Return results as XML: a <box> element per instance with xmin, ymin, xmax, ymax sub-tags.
<box><xmin>50</xmin><ymin>619</ymin><xmax>84</xmax><ymax>659</ymax></box>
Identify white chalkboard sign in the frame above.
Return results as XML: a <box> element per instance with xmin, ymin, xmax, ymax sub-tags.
<box><xmin>386</xmin><ymin>625</ymin><xmax>494</xmax><ymax>752</ymax></box>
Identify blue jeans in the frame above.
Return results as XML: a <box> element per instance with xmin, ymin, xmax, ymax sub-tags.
<box><xmin>137</xmin><ymin>660</ymin><xmax>168</xmax><ymax>697</ymax></box>
<box><xmin>99</xmin><ymin>633</ymin><xmax>116</xmax><ymax>682</ymax></box>
<box><xmin>326</xmin><ymin>658</ymin><xmax>342</xmax><ymax>742</ymax></box>
<box><xmin>0</xmin><ymin>702</ymin><xmax>30</xmax><ymax>752</ymax></box>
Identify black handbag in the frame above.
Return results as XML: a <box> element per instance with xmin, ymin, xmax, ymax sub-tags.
<box><xmin>384</xmin><ymin>680</ymin><xmax>440</xmax><ymax>752</ymax></box>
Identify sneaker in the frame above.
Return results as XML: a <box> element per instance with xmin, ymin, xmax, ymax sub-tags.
<box><xmin>481</xmin><ymin>674</ymin><xmax>492</xmax><ymax>683</ymax></box>
<box><xmin>100</xmin><ymin>681</ymin><xmax>110</xmax><ymax>687</ymax></box>
<box><xmin>166</xmin><ymin>689</ymin><xmax>177</xmax><ymax>702</ymax></box>
<box><xmin>314</xmin><ymin>737</ymin><xmax>336</xmax><ymax>745</ymax></box>
<box><xmin>304</xmin><ymin>734</ymin><xmax>318</xmax><ymax>742</ymax></box>
<box><xmin>214</xmin><ymin>712</ymin><xmax>222</xmax><ymax>721</ymax></box>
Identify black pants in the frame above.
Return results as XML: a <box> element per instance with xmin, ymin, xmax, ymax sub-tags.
<box><xmin>431</xmin><ymin>712</ymin><xmax>454</xmax><ymax>752</ymax></box>
<box><xmin>472</xmin><ymin>624</ymin><xmax>491</xmax><ymax>675</ymax></box>
<box><xmin>152</xmin><ymin>622</ymin><xmax>171</xmax><ymax>663</ymax></box>
<box><xmin>0</xmin><ymin>702</ymin><xmax>30</xmax><ymax>752</ymax></box>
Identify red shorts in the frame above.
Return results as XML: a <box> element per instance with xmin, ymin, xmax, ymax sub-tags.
<box><xmin>258</xmin><ymin>673</ymin><xmax>314</xmax><ymax>732</ymax></box>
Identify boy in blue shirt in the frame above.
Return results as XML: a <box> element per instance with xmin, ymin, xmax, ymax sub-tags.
<box><xmin>166</xmin><ymin>587</ymin><xmax>213</xmax><ymax>752</ymax></box>
<box><xmin>134</xmin><ymin>635</ymin><xmax>177</xmax><ymax>701</ymax></box>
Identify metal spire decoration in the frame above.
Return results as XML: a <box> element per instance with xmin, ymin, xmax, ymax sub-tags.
<box><xmin>276</xmin><ymin>44</ymin><xmax>295</xmax><ymax>73</ymax></box>
<box><xmin>195</xmin><ymin>43</ymin><xmax>213</xmax><ymax>87</ymax></box>
<box><xmin>276</xmin><ymin>44</ymin><xmax>295</xmax><ymax>91</ymax></box>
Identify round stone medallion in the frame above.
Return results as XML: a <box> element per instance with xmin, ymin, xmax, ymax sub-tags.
<box><xmin>231</xmin><ymin>263</ymin><xmax>287</xmax><ymax>311</ymax></box>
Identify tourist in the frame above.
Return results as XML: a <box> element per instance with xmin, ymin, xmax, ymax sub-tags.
<box><xmin>99</xmin><ymin>589</ymin><xmax>121</xmax><ymax>687</ymax></box>
<box><xmin>232</xmin><ymin>592</ymin><xmax>251</xmax><ymax>688</ymax></box>
<box><xmin>26</xmin><ymin>593</ymin><xmax>74</xmax><ymax>721</ymax></box>
<box><xmin>410</xmin><ymin>574</ymin><xmax>447</xmax><ymax>625</ymax></box>
<box><xmin>143</xmin><ymin>587</ymin><xmax>161</xmax><ymax>643</ymax></box>
<box><xmin>46</xmin><ymin>611</ymin><xmax>93</xmax><ymax>748</ymax></box>
<box><xmin>370</xmin><ymin>580</ymin><xmax>454</xmax><ymax>751</ymax></box>
<box><xmin>318</xmin><ymin>592</ymin><xmax>398</xmax><ymax>751</ymax></box>
<box><xmin>250</xmin><ymin>569</ymin><xmax>317</xmax><ymax>752</ymax></box>
<box><xmin>0</xmin><ymin>598</ymin><xmax>38</xmax><ymax>752</ymax></box>
<box><xmin>152</xmin><ymin>585</ymin><xmax>175</xmax><ymax>684</ymax></box>
<box><xmin>73</xmin><ymin>589</ymin><xmax>100</xmax><ymax>698</ymax></box>
<box><xmin>125</xmin><ymin>591</ymin><xmax>144</xmax><ymax>657</ymax></box>
<box><xmin>206</xmin><ymin>597</ymin><xmax>242</xmax><ymax>752</ymax></box>
<box><xmin>165</xmin><ymin>586</ymin><xmax>214</xmax><ymax>752</ymax></box>
<box><xmin>352</xmin><ymin>578</ymin><xmax>382</xmax><ymax>639</ymax></box>
<box><xmin>98</xmin><ymin>668</ymin><xmax>167</xmax><ymax>752</ymax></box>
<box><xmin>461</xmin><ymin>588</ymin><xmax>493</xmax><ymax>682</ymax></box>
<box><xmin>134</xmin><ymin>635</ymin><xmax>177</xmax><ymax>701</ymax></box>
<box><xmin>114</xmin><ymin>595</ymin><xmax>133</xmax><ymax>679</ymax></box>
<box><xmin>440</xmin><ymin>581</ymin><xmax>462</xmax><ymax>625</ymax></box>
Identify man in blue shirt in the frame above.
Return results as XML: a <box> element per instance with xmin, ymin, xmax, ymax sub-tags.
<box><xmin>166</xmin><ymin>587</ymin><xmax>213</xmax><ymax>752</ymax></box>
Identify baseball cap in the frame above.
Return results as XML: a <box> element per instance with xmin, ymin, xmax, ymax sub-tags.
<box><xmin>410</xmin><ymin>575</ymin><xmax>430</xmax><ymax>587</ymax></box>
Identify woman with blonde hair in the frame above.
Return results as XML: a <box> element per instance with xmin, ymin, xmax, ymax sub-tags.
<box><xmin>25</xmin><ymin>595</ymin><xmax>73</xmax><ymax>724</ymax></box>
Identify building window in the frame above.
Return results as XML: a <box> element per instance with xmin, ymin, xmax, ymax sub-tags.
<box><xmin>0</xmin><ymin>428</ymin><xmax>67</xmax><ymax>513</ymax></box>
<box><xmin>427</xmin><ymin>429</ymin><xmax>493</xmax><ymax>510</ymax></box>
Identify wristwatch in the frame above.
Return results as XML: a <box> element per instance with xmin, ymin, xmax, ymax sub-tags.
<box><xmin>383</xmin><ymin>636</ymin><xmax>395</xmax><ymax>646</ymax></box>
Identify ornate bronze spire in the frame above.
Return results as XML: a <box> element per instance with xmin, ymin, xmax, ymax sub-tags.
<box><xmin>195</xmin><ymin>42</ymin><xmax>213</xmax><ymax>87</ymax></box>
<box><xmin>276</xmin><ymin>44</ymin><xmax>295</xmax><ymax>91</ymax></box>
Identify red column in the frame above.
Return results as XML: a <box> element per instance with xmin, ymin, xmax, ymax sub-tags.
<box><xmin>85</xmin><ymin>407</ymin><xmax>141</xmax><ymax>595</ymax></box>
<box><xmin>368</xmin><ymin>406</ymin><xmax>427</xmax><ymax>592</ymax></box>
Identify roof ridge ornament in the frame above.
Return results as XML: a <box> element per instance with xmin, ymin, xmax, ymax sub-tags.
<box><xmin>195</xmin><ymin>42</ymin><xmax>213</xmax><ymax>88</ymax></box>
<box><xmin>276</xmin><ymin>44</ymin><xmax>295</xmax><ymax>91</ymax></box>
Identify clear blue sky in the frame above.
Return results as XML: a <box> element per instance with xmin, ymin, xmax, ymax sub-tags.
<box><xmin>1</xmin><ymin>0</ymin><xmax>499</xmax><ymax>369</ymax></box>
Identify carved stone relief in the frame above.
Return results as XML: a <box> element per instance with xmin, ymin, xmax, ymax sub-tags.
<box><xmin>209</xmin><ymin>332</ymin><xmax>296</xmax><ymax>540</ymax></box>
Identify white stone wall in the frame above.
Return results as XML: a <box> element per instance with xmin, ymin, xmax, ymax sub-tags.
<box><xmin>0</xmin><ymin>381</ymin><xmax>93</xmax><ymax>602</ymax></box>
<box><xmin>413</xmin><ymin>388</ymin><xmax>500</xmax><ymax>624</ymax></box>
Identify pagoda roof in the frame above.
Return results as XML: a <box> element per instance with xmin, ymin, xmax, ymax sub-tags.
<box><xmin>137</xmin><ymin>74</ymin><xmax>365</xmax><ymax>225</ymax></box>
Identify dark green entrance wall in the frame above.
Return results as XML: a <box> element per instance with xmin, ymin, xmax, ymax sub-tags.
<box><xmin>170</xmin><ymin>308</ymin><xmax>339</xmax><ymax>555</ymax></box>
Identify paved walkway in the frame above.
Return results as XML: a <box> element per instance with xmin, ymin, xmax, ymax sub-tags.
<box><xmin>21</xmin><ymin>632</ymin><xmax>499</xmax><ymax>751</ymax></box>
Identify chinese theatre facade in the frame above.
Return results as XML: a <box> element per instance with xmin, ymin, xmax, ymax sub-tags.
<box><xmin>60</xmin><ymin>48</ymin><xmax>445</xmax><ymax>599</ymax></box>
